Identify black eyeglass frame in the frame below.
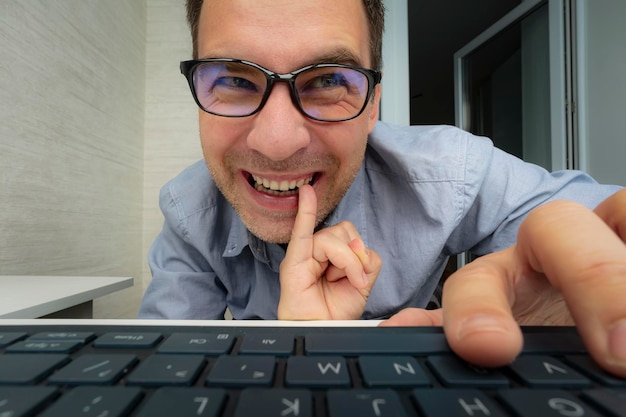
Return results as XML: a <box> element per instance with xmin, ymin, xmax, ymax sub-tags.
<box><xmin>180</xmin><ymin>58</ymin><xmax>383</xmax><ymax>122</ymax></box>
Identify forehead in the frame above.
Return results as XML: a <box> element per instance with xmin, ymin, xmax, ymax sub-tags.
<box><xmin>197</xmin><ymin>0</ymin><xmax>371</xmax><ymax>71</ymax></box>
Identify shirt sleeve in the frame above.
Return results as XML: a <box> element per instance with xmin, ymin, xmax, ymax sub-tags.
<box><xmin>447</xmin><ymin>137</ymin><xmax>622</xmax><ymax>256</ymax></box>
<box><xmin>138</xmin><ymin>185</ymin><xmax>228</xmax><ymax>320</ymax></box>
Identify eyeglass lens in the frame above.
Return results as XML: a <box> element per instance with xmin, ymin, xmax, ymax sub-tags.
<box><xmin>191</xmin><ymin>62</ymin><xmax>370</xmax><ymax>121</ymax></box>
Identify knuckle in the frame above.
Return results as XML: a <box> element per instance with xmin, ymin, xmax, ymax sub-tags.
<box><xmin>523</xmin><ymin>200</ymin><xmax>588</xmax><ymax>230</ymax></box>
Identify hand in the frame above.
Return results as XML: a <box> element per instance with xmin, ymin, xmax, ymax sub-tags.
<box><xmin>382</xmin><ymin>188</ymin><xmax>626</xmax><ymax>377</ymax></box>
<box><xmin>278</xmin><ymin>184</ymin><xmax>381</xmax><ymax>320</ymax></box>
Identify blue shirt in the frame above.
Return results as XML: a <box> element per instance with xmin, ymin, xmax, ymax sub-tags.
<box><xmin>138</xmin><ymin>122</ymin><xmax>621</xmax><ymax>320</ymax></box>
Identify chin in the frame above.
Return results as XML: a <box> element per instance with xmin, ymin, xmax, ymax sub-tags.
<box><xmin>242</xmin><ymin>215</ymin><xmax>295</xmax><ymax>244</ymax></box>
<box><xmin>248</xmin><ymin>227</ymin><xmax>292</xmax><ymax>245</ymax></box>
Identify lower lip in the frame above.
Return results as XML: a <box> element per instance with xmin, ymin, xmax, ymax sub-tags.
<box><xmin>244</xmin><ymin>176</ymin><xmax>302</xmax><ymax>212</ymax></box>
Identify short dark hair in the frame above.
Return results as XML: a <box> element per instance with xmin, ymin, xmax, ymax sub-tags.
<box><xmin>185</xmin><ymin>0</ymin><xmax>385</xmax><ymax>70</ymax></box>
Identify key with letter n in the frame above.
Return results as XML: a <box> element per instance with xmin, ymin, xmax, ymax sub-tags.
<box><xmin>358</xmin><ymin>355</ymin><xmax>430</xmax><ymax>387</ymax></box>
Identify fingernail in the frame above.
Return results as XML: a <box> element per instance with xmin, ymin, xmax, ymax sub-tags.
<box><xmin>608</xmin><ymin>320</ymin><xmax>626</xmax><ymax>363</ymax></box>
<box><xmin>457</xmin><ymin>314</ymin><xmax>510</xmax><ymax>340</ymax></box>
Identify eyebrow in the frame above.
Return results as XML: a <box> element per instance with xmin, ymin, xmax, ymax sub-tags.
<box><xmin>223</xmin><ymin>61</ymin><xmax>260</xmax><ymax>76</ymax></box>
<box><xmin>198</xmin><ymin>49</ymin><xmax>366</xmax><ymax>71</ymax></box>
<box><xmin>305</xmin><ymin>49</ymin><xmax>364</xmax><ymax>67</ymax></box>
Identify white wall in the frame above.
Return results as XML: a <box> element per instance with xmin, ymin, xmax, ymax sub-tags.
<box><xmin>578</xmin><ymin>0</ymin><xmax>626</xmax><ymax>186</ymax></box>
<box><xmin>0</xmin><ymin>0</ymin><xmax>200</xmax><ymax>318</ymax></box>
<box><xmin>142</xmin><ymin>0</ymin><xmax>202</xmax><ymax>293</ymax></box>
<box><xmin>381</xmin><ymin>0</ymin><xmax>410</xmax><ymax>125</ymax></box>
<box><xmin>521</xmin><ymin>3</ymin><xmax>552</xmax><ymax>170</ymax></box>
<box><xmin>0</xmin><ymin>1</ymin><xmax>147</xmax><ymax>318</ymax></box>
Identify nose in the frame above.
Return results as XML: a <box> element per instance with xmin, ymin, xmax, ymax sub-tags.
<box><xmin>246</xmin><ymin>83</ymin><xmax>311</xmax><ymax>161</ymax></box>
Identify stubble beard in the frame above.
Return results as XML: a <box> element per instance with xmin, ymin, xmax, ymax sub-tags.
<box><xmin>207</xmin><ymin>148</ymin><xmax>365</xmax><ymax>244</ymax></box>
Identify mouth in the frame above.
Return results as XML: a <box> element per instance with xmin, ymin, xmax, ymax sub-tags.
<box><xmin>247</xmin><ymin>172</ymin><xmax>319</xmax><ymax>196</ymax></box>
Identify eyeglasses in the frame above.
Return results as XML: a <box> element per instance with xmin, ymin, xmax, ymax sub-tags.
<box><xmin>180</xmin><ymin>58</ymin><xmax>382</xmax><ymax>122</ymax></box>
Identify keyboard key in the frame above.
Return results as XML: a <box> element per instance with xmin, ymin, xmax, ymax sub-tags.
<box><xmin>522</xmin><ymin>330</ymin><xmax>586</xmax><ymax>353</ymax></box>
<box><xmin>206</xmin><ymin>355</ymin><xmax>275</xmax><ymax>387</ymax></box>
<box><xmin>93</xmin><ymin>332</ymin><xmax>163</xmax><ymax>349</ymax></box>
<box><xmin>508</xmin><ymin>355</ymin><xmax>591</xmax><ymax>387</ymax></box>
<box><xmin>0</xmin><ymin>386</ymin><xmax>58</xmax><ymax>416</ymax></box>
<box><xmin>582</xmin><ymin>389</ymin><xmax>626</xmax><ymax>417</ymax></box>
<box><xmin>28</xmin><ymin>331</ymin><xmax>95</xmax><ymax>344</ymax></box>
<box><xmin>37</xmin><ymin>386</ymin><xmax>143</xmax><ymax>417</ymax></box>
<box><xmin>427</xmin><ymin>355</ymin><xmax>509</xmax><ymax>388</ymax></box>
<box><xmin>0</xmin><ymin>332</ymin><xmax>26</xmax><ymax>347</ymax></box>
<box><xmin>566</xmin><ymin>355</ymin><xmax>626</xmax><ymax>387</ymax></box>
<box><xmin>48</xmin><ymin>354</ymin><xmax>138</xmax><ymax>385</ymax></box>
<box><xmin>413</xmin><ymin>388</ymin><xmax>508</xmax><ymax>417</ymax></box>
<box><xmin>157</xmin><ymin>332</ymin><xmax>234</xmax><ymax>355</ymax></box>
<box><xmin>126</xmin><ymin>354</ymin><xmax>205</xmax><ymax>386</ymax></box>
<box><xmin>358</xmin><ymin>355</ymin><xmax>430</xmax><ymax>387</ymax></box>
<box><xmin>305</xmin><ymin>333</ymin><xmax>450</xmax><ymax>355</ymax></box>
<box><xmin>6</xmin><ymin>340</ymin><xmax>81</xmax><ymax>353</ymax></box>
<box><xmin>239</xmin><ymin>334</ymin><xmax>295</xmax><ymax>356</ymax></box>
<box><xmin>0</xmin><ymin>354</ymin><xmax>68</xmax><ymax>385</ymax></box>
<box><xmin>135</xmin><ymin>387</ymin><xmax>227</xmax><ymax>417</ymax></box>
<box><xmin>498</xmin><ymin>389</ymin><xmax>603</xmax><ymax>417</ymax></box>
<box><xmin>327</xmin><ymin>389</ymin><xmax>408</xmax><ymax>417</ymax></box>
<box><xmin>234</xmin><ymin>388</ymin><xmax>312</xmax><ymax>417</ymax></box>
<box><xmin>285</xmin><ymin>356</ymin><xmax>350</xmax><ymax>387</ymax></box>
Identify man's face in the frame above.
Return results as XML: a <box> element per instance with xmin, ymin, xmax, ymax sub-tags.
<box><xmin>196</xmin><ymin>0</ymin><xmax>381</xmax><ymax>243</ymax></box>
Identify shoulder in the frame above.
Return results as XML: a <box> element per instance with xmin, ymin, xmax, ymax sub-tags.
<box><xmin>158</xmin><ymin>160</ymin><xmax>225</xmax><ymax>223</ymax></box>
<box><xmin>366</xmin><ymin>122</ymin><xmax>495</xmax><ymax>183</ymax></box>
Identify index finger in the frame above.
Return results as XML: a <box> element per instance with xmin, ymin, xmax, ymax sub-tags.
<box><xmin>519</xmin><ymin>198</ymin><xmax>626</xmax><ymax>377</ymax></box>
<box><xmin>285</xmin><ymin>184</ymin><xmax>318</xmax><ymax>265</ymax></box>
<box><xmin>442</xmin><ymin>196</ymin><xmax>626</xmax><ymax>377</ymax></box>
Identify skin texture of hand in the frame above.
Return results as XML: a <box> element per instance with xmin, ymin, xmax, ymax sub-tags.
<box><xmin>382</xmin><ymin>188</ymin><xmax>626</xmax><ymax>378</ymax></box>
<box><xmin>278</xmin><ymin>185</ymin><xmax>382</xmax><ymax>320</ymax></box>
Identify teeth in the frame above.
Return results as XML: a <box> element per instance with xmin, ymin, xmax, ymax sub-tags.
<box><xmin>252</xmin><ymin>175</ymin><xmax>313</xmax><ymax>193</ymax></box>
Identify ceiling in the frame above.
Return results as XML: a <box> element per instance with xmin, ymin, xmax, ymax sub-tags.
<box><xmin>407</xmin><ymin>0</ymin><xmax>521</xmax><ymax>125</ymax></box>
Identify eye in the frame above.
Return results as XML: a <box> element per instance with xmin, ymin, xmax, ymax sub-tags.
<box><xmin>213</xmin><ymin>76</ymin><xmax>259</xmax><ymax>92</ymax></box>
<box><xmin>307</xmin><ymin>73</ymin><xmax>348</xmax><ymax>89</ymax></box>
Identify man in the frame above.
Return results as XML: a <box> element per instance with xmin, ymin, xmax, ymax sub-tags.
<box><xmin>139</xmin><ymin>0</ymin><xmax>626</xmax><ymax>377</ymax></box>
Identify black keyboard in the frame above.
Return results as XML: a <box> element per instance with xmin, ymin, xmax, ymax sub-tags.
<box><xmin>0</xmin><ymin>323</ymin><xmax>625</xmax><ymax>417</ymax></box>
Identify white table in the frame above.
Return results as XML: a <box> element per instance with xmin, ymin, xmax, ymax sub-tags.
<box><xmin>0</xmin><ymin>276</ymin><xmax>133</xmax><ymax>319</ymax></box>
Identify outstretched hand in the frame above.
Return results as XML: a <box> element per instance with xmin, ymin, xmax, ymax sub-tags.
<box><xmin>383</xmin><ymin>188</ymin><xmax>626</xmax><ymax>378</ymax></box>
<box><xmin>278</xmin><ymin>185</ymin><xmax>381</xmax><ymax>320</ymax></box>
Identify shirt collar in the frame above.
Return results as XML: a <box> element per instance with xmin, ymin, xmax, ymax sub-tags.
<box><xmin>222</xmin><ymin>213</ymin><xmax>286</xmax><ymax>271</ymax></box>
<box><xmin>222</xmin><ymin>212</ymin><xmax>248</xmax><ymax>258</ymax></box>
